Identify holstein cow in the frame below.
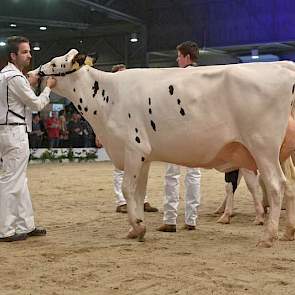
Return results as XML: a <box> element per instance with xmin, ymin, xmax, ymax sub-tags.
<box><xmin>31</xmin><ymin>49</ymin><xmax>295</xmax><ymax>247</ymax></box>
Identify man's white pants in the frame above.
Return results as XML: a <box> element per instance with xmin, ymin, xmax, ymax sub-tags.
<box><xmin>164</xmin><ymin>164</ymin><xmax>201</xmax><ymax>226</ymax></box>
<box><xmin>113</xmin><ymin>168</ymin><xmax>148</xmax><ymax>205</ymax></box>
<box><xmin>0</xmin><ymin>126</ymin><xmax>35</xmax><ymax>238</ymax></box>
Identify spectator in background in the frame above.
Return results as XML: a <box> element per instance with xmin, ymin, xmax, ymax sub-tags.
<box><xmin>29</xmin><ymin>113</ymin><xmax>44</xmax><ymax>148</ymax></box>
<box><xmin>68</xmin><ymin>112</ymin><xmax>83</xmax><ymax>148</ymax></box>
<box><xmin>58</xmin><ymin>109</ymin><xmax>69</xmax><ymax>148</ymax></box>
<box><xmin>81</xmin><ymin>118</ymin><xmax>95</xmax><ymax>147</ymax></box>
<box><xmin>46</xmin><ymin>111</ymin><xmax>61</xmax><ymax>148</ymax></box>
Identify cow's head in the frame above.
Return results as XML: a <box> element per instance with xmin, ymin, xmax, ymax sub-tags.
<box><xmin>30</xmin><ymin>49</ymin><xmax>95</xmax><ymax>78</ymax></box>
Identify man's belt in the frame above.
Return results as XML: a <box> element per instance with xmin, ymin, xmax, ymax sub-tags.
<box><xmin>0</xmin><ymin>123</ymin><xmax>26</xmax><ymax>126</ymax></box>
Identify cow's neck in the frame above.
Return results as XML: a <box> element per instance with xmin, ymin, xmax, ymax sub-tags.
<box><xmin>54</xmin><ymin>66</ymin><xmax>114</xmax><ymax>138</ymax></box>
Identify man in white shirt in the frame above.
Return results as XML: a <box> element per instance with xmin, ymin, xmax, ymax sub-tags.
<box><xmin>157</xmin><ymin>41</ymin><xmax>201</xmax><ymax>232</ymax></box>
<box><xmin>96</xmin><ymin>64</ymin><xmax>159</xmax><ymax>214</ymax></box>
<box><xmin>0</xmin><ymin>36</ymin><xmax>56</xmax><ymax>242</ymax></box>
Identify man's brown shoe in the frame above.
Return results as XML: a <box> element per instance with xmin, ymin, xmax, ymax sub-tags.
<box><xmin>183</xmin><ymin>224</ymin><xmax>196</xmax><ymax>230</ymax></box>
<box><xmin>144</xmin><ymin>202</ymin><xmax>159</xmax><ymax>212</ymax></box>
<box><xmin>116</xmin><ymin>204</ymin><xmax>127</xmax><ymax>213</ymax></box>
<box><xmin>0</xmin><ymin>233</ymin><xmax>27</xmax><ymax>242</ymax></box>
<box><xmin>157</xmin><ymin>224</ymin><xmax>176</xmax><ymax>232</ymax></box>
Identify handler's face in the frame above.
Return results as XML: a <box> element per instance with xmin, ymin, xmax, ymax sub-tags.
<box><xmin>11</xmin><ymin>42</ymin><xmax>32</xmax><ymax>70</ymax></box>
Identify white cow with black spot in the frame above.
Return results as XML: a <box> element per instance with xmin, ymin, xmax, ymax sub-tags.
<box><xmin>30</xmin><ymin>49</ymin><xmax>295</xmax><ymax>247</ymax></box>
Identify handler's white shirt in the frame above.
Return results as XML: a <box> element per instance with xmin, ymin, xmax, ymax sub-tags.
<box><xmin>0</xmin><ymin>62</ymin><xmax>50</xmax><ymax>131</ymax></box>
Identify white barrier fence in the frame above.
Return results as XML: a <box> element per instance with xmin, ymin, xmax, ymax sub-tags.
<box><xmin>29</xmin><ymin>148</ymin><xmax>111</xmax><ymax>163</ymax></box>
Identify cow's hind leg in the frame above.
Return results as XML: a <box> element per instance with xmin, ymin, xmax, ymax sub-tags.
<box><xmin>217</xmin><ymin>170</ymin><xmax>240</xmax><ymax>224</ymax></box>
<box><xmin>280</xmin><ymin>157</ymin><xmax>295</xmax><ymax>241</ymax></box>
<box><xmin>256</xmin><ymin>160</ymin><xmax>286</xmax><ymax>248</ymax></box>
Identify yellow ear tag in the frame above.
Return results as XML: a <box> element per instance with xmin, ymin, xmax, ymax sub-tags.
<box><xmin>72</xmin><ymin>62</ymin><xmax>80</xmax><ymax>71</ymax></box>
<box><xmin>84</xmin><ymin>56</ymin><xmax>93</xmax><ymax>67</ymax></box>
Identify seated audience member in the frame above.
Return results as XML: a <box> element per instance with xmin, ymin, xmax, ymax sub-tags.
<box><xmin>68</xmin><ymin>113</ymin><xmax>84</xmax><ymax>148</ymax></box>
<box><xmin>59</xmin><ymin>109</ymin><xmax>69</xmax><ymax>148</ymax></box>
<box><xmin>29</xmin><ymin>113</ymin><xmax>44</xmax><ymax>148</ymax></box>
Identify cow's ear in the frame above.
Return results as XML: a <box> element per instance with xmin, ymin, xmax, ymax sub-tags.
<box><xmin>72</xmin><ymin>53</ymin><xmax>94</xmax><ymax>69</ymax></box>
<box><xmin>72</xmin><ymin>53</ymin><xmax>87</xmax><ymax>68</ymax></box>
<box><xmin>84</xmin><ymin>56</ymin><xmax>94</xmax><ymax>67</ymax></box>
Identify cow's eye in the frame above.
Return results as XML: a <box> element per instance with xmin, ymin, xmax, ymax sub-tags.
<box><xmin>52</xmin><ymin>63</ymin><xmax>56</xmax><ymax>67</ymax></box>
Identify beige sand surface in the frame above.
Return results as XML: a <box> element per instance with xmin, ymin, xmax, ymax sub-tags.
<box><xmin>0</xmin><ymin>161</ymin><xmax>294</xmax><ymax>295</ymax></box>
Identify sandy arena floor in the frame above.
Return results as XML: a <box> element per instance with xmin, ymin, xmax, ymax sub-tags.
<box><xmin>0</xmin><ymin>161</ymin><xmax>295</xmax><ymax>295</ymax></box>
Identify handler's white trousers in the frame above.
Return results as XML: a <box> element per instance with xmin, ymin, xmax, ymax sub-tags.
<box><xmin>164</xmin><ymin>164</ymin><xmax>201</xmax><ymax>226</ymax></box>
<box><xmin>113</xmin><ymin>168</ymin><xmax>148</xmax><ymax>205</ymax></box>
<box><xmin>0</xmin><ymin>126</ymin><xmax>35</xmax><ymax>238</ymax></box>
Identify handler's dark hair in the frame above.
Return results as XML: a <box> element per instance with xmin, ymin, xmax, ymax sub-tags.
<box><xmin>176</xmin><ymin>41</ymin><xmax>199</xmax><ymax>62</ymax></box>
<box><xmin>6</xmin><ymin>36</ymin><xmax>30</xmax><ymax>62</ymax></box>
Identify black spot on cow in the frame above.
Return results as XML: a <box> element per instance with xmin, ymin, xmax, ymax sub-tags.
<box><xmin>151</xmin><ymin>120</ymin><xmax>156</xmax><ymax>131</ymax></box>
<box><xmin>180</xmin><ymin>108</ymin><xmax>185</xmax><ymax>116</ymax></box>
<box><xmin>292</xmin><ymin>84</ymin><xmax>295</xmax><ymax>94</ymax></box>
<box><xmin>169</xmin><ymin>85</ymin><xmax>174</xmax><ymax>95</ymax></box>
<box><xmin>134</xmin><ymin>175</ymin><xmax>136</xmax><ymax>179</ymax></box>
<box><xmin>103</xmin><ymin>97</ymin><xmax>106</xmax><ymax>101</ymax></box>
<box><xmin>73</xmin><ymin>88</ymin><xmax>76</xmax><ymax>92</ymax></box>
<box><xmin>79</xmin><ymin>98</ymin><xmax>83</xmax><ymax>103</ymax></box>
<box><xmin>92</xmin><ymin>81</ymin><xmax>99</xmax><ymax>98</ymax></box>
<box><xmin>106</xmin><ymin>96</ymin><xmax>109</xmax><ymax>103</ymax></box>
<box><xmin>77</xmin><ymin>104</ymin><xmax>82</xmax><ymax>111</ymax></box>
<box><xmin>177</xmin><ymin>98</ymin><xmax>181</xmax><ymax>105</ymax></box>
<box><xmin>148</xmin><ymin>97</ymin><xmax>151</xmax><ymax>105</ymax></box>
<box><xmin>149</xmin><ymin>108</ymin><xmax>152</xmax><ymax>115</ymax></box>
<box><xmin>102</xmin><ymin>89</ymin><xmax>105</xmax><ymax>97</ymax></box>
<box><xmin>141</xmin><ymin>157</ymin><xmax>145</xmax><ymax>162</ymax></box>
<box><xmin>93</xmin><ymin>110</ymin><xmax>97</xmax><ymax>115</ymax></box>
<box><xmin>84</xmin><ymin>107</ymin><xmax>88</xmax><ymax>112</ymax></box>
<box><xmin>128</xmin><ymin>113</ymin><xmax>131</xmax><ymax>119</ymax></box>
<box><xmin>135</xmin><ymin>136</ymin><xmax>141</xmax><ymax>143</ymax></box>
<box><xmin>135</xmin><ymin>128</ymin><xmax>138</xmax><ymax>133</ymax></box>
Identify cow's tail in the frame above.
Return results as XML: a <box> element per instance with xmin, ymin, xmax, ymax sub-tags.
<box><xmin>291</xmin><ymin>83</ymin><xmax>295</xmax><ymax>119</ymax></box>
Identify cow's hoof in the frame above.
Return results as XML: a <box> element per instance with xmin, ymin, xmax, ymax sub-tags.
<box><xmin>217</xmin><ymin>214</ymin><xmax>230</xmax><ymax>224</ymax></box>
<box><xmin>214</xmin><ymin>207</ymin><xmax>224</xmax><ymax>215</ymax></box>
<box><xmin>256</xmin><ymin>239</ymin><xmax>273</xmax><ymax>248</ymax></box>
<box><xmin>127</xmin><ymin>227</ymin><xmax>139</xmax><ymax>239</ymax></box>
<box><xmin>126</xmin><ymin>224</ymin><xmax>146</xmax><ymax>242</ymax></box>
<box><xmin>253</xmin><ymin>217</ymin><xmax>264</xmax><ymax>226</ymax></box>
<box><xmin>280</xmin><ymin>228</ymin><xmax>295</xmax><ymax>241</ymax></box>
<box><xmin>136</xmin><ymin>224</ymin><xmax>146</xmax><ymax>242</ymax></box>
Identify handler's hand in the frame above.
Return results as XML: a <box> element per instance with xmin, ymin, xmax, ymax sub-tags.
<box><xmin>27</xmin><ymin>73</ymin><xmax>39</xmax><ymax>87</ymax></box>
<box><xmin>46</xmin><ymin>77</ymin><xmax>57</xmax><ymax>89</ymax></box>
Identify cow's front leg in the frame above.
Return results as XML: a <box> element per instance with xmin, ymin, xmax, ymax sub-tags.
<box><xmin>122</xmin><ymin>154</ymin><xmax>149</xmax><ymax>242</ymax></box>
<box><xmin>280</xmin><ymin>157</ymin><xmax>295</xmax><ymax>241</ymax></box>
<box><xmin>257</xmin><ymin>162</ymin><xmax>285</xmax><ymax>248</ymax></box>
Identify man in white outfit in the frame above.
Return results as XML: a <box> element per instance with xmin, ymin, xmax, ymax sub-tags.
<box><xmin>0</xmin><ymin>36</ymin><xmax>56</xmax><ymax>242</ymax></box>
<box><xmin>113</xmin><ymin>168</ymin><xmax>158</xmax><ymax>213</ymax></box>
<box><xmin>157</xmin><ymin>41</ymin><xmax>201</xmax><ymax>232</ymax></box>
<box><xmin>111</xmin><ymin>64</ymin><xmax>158</xmax><ymax>213</ymax></box>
